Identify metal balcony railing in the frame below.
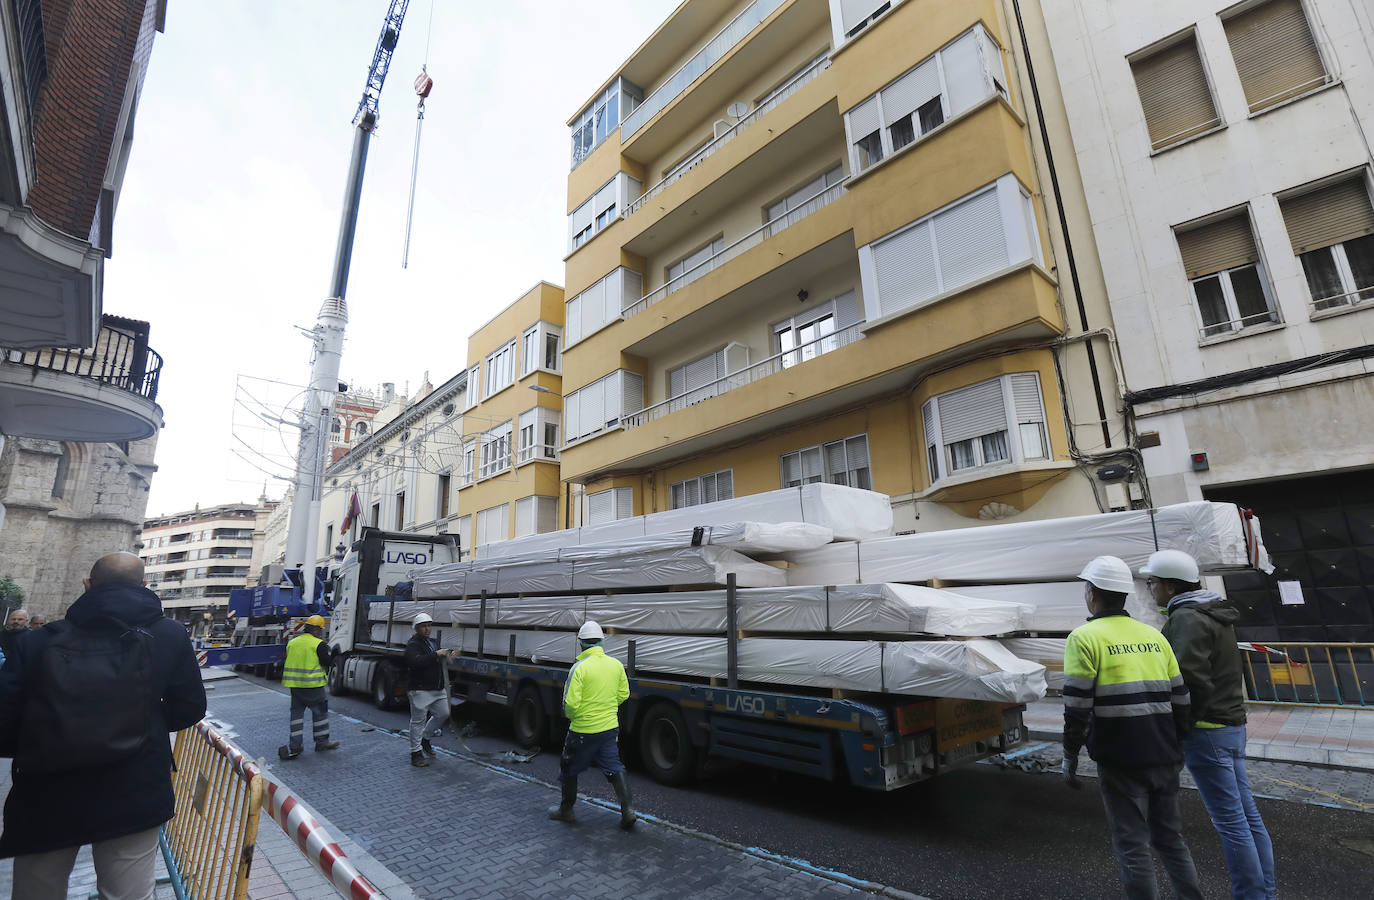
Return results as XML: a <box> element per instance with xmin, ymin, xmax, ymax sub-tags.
<box><xmin>623</xmin><ymin>323</ymin><xmax>862</xmax><ymax>429</ymax></box>
<box><xmin>6</xmin><ymin>316</ymin><xmax>162</xmax><ymax>403</ymax></box>
<box><xmin>621</xmin><ymin>0</ymin><xmax>789</xmax><ymax>141</ymax></box>
<box><xmin>1310</xmin><ymin>286</ymin><xmax>1374</xmax><ymax>315</ymax></box>
<box><xmin>627</xmin><ymin>55</ymin><xmax>831</xmax><ymax>218</ymax></box>
<box><xmin>1242</xmin><ymin>642</ymin><xmax>1373</xmax><ymax>708</ymax></box>
<box><xmin>624</xmin><ymin>180</ymin><xmax>845</xmax><ymax>319</ymax></box>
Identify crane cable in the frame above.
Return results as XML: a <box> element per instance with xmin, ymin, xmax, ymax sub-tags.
<box><xmin>402</xmin><ymin>0</ymin><xmax>436</xmax><ymax>269</ymax></box>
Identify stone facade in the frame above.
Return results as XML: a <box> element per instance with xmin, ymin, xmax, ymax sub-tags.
<box><xmin>0</xmin><ymin>434</ymin><xmax>158</xmax><ymax>617</ymax></box>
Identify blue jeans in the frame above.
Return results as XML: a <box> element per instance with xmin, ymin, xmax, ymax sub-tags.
<box><xmin>1184</xmin><ymin>725</ymin><xmax>1275</xmax><ymax>900</ymax></box>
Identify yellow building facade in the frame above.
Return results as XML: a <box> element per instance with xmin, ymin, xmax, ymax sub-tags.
<box><xmin>559</xmin><ymin>0</ymin><xmax>1137</xmax><ymax>531</ymax></box>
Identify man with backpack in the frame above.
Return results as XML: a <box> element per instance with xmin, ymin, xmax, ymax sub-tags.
<box><xmin>0</xmin><ymin>551</ymin><xmax>207</xmax><ymax>899</ymax></box>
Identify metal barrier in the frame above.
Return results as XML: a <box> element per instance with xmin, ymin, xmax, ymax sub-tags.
<box><xmin>167</xmin><ymin>722</ymin><xmax>264</xmax><ymax>899</ymax></box>
<box><xmin>1241</xmin><ymin>642</ymin><xmax>1374</xmax><ymax>708</ymax></box>
<box><xmin>261</xmin><ymin>779</ymin><xmax>380</xmax><ymax>899</ymax></box>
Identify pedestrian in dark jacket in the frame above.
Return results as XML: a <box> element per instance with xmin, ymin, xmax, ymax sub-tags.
<box><xmin>0</xmin><ymin>608</ymin><xmax>28</xmax><ymax>659</ymax></box>
<box><xmin>1144</xmin><ymin>549</ymin><xmax>1275</xmax><ymax>900</ymax></box>
<box><xmin>0</xmin><ymin>551</ymin><xmax>207</xmax><ymax>898</ymax></box>
<box><xmin>404</xmin><ymin>613</ymin><xmax>451</xmax><ymax>767</ymax></box>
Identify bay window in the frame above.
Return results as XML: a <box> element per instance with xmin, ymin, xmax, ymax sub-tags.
<box><xmin>518</xmin><ymin>406</ymin><xmax>561</xmax><ymax>463</ymax></box>
<box><xmin>565</xmin><ymin>268</ymin><xmax>642</xmax><ymax>347</ymax></box>
<box><xmin>922</xmin><ymin>373</ymin><xmax>1048</xmax><ymax>483</ymax></box>
<box><xmin>477</xmin><ymin>421</ymin><xmax>512</xmax><ymax>480</ymax></box>
<box><xmin>484</xmin><ymin>341</ymin><xmax>515</xmax><ymax>398</ymax></box>
<box><xmin>563</xmin><ymin>370</ymin><xmax>644</xmax><ymax>444</ymax></box>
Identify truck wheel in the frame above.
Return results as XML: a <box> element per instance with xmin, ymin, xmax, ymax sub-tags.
<box><xmin>511</xmin><ymin>685</ymin><xmax>547</xmax><ymax>748</ymax></box>
<box><xmin>638</xmin><ymin>703</ymin><xmax>695</xmax><ymax>786</ymax></box>
<box><xmin>329</xmin><ymin>658</ymin><xmax>347</xmax><ymax>696</ymax></box>
<box><xmin>372</xmin><ymin>665</ymin><xmax>397</xmax><ymax>710</ymax></box>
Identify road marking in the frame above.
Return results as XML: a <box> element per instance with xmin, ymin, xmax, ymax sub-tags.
<box><xmin>1254</xmin><ymin>773</ymin><xmax>1374</xmax><ymax>812</ymax></box>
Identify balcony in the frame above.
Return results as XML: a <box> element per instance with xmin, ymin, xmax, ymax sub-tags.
<box><xmin>0</xmin><ymin>314</ymin><xmax>162</xmax><ymax>441</ymax></box>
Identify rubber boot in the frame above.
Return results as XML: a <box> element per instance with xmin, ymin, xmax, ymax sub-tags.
<box><xmin>547</xmin><ymin>779</ymin><xmax>577</xmax><ymax>823</ymax></box>
<box><xmin>411</xmin><ymin>750</ymin><xmax>430</xmax><ymax>768</ymax></box>
<box><xmin>610</xmin><ymin>771</ymin><xmax>636</xmax><ymax>830</ymax></box>
<box><xmin>421</xmin><ymin>738</ymin><xmax>435</xmax><ymax>758</ymax></box>
<box><xmin>278</xmin><ymin>745</ymin><xmax>300</xmax><ymax>761</ymax></box>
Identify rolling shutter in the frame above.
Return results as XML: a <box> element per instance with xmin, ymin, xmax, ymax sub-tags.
<box><xmin>941</xmin><ymin>30</ymin><xmax>986</xmax><ymax>117</ymax></box>
<box><xmin>840</xmin><ymin>0</ymin><xmax>888</xmax><ymax>35</ymax></box>
<box><xmin>873</xmin><ymin>221</ymin><xmax>938</xmax><ymax>316</ymax></box>
<box><xmin>937</xmin><ymin>378</ymin><xmax>1007</xmax><ymax>443</ymax></box>
<box><xmin>1225</xmin><ymin>0</ymin><xmax>1326</xmax><ymax>112</ymax></box>
<box><xmin>1131</xmin><ymin>36</ymin><xmax>1219</xmax><ymax>149</ymax></box>
<box><xmin>615</xmin><ymin>487</ymin><xmax>634</xmax><ymax>520</ymax></box>
<box><xmin>1279</xmin><ymin>177</ymin><xmax>1374</xmax><ymax>255</ymax></box>
<box><xmin>933</xmin><ymin>187</ymin><xmax>1008</xmax><ymax>290</ymax></box>
<box><xmin>882</xmin><ymin>60</ymin><xmax>940</xmax><ymax>126</ymax></box>
<box><xmin>620</xmin><ymin>269</ymin><xmax>644</xmax><ymax>311</ymax></box>
<box><xmin>847</xmin><ymin>96</ymin><xmax>881</xmax><ymax>139</ymax></box>
<box><xmin>1177</xmin><ymin>213</ymin><xmax>1258</xmax><ymax>279</ymax></box>
<box><xmin>834</xmin><ymin>291</ymin><xmax>861</xmax><ymax>328</ymax></box>
<box><xmin>514</xmin><ymin>497</ymin><xmax>535</xmax><ymax>537</ymax></box>
<box><xmin>586</xmin><ymin>490</ymin><xmax>613</xmax><ymax>525</ymax></box>
<box><xmin>621</xmin><ymin>371</ymin><xmax>643</xmax><ymax>418</ymax></box>
<box><xmin>582</xmin><ymin>379</ymin><xmax>605</xmax><ymax>434</ymax></box>
<box><xmin>1010</xmin><ymin>373</ymin><xmax>1045</xmax><ymax>424</ymax></box>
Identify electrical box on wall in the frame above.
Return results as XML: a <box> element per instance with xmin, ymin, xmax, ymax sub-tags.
<box><xmin>1105</xmin><ymin>482</ymin><xmax>1129</xmax><ymax>511</ymax></box>
<box><xmin>1190</xmin><ymin>451</ymin><xmax>1210</xmax><ymax>472</ymax></box>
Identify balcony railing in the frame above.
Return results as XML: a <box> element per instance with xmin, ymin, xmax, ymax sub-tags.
<box><xmin>6</xmin><ymin>316</ymin><xmax>162</xmax><ymax>403</ymax></box>
<box><xmin>1310</xmin><ymin>287</ymin><xmax>1374</xmax><ymax>316</ymax></box>
<box><xmin>627</xmin><ymin>54</ymin><xmax>831</xmax><ymax>218</ymax></box>
<box><xmin>623</xmin><ymin>323</ymin><xmax>863</xmax><ymax>429</ymax></box>
<box><xmin>621</xmin><ymin>0</ymin><xmax>789</xmax><ymax>141</ymax></box>
<box><xmin>624</xmin><ymin>180</ymin><xmax>845</xmax><ymax>319</ymax></box>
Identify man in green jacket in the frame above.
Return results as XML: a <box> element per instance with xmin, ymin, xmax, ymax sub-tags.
<box><xmin>548</xmin><ymin>621</ymin><xmax>635</xmax><ymax>829</ymax></box>
<box><xmin>1144</xmin><ymin>549</ymin><xmax>1275</xmax><ymax>900</ymax></box>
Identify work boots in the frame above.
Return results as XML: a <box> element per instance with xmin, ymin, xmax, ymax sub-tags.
<box><xmin>421</xmin><ymin>738</ymin><xmax>435</xmax><ymax>758</ymax></box>
<box><xmin>315</xmin><ymin>740</ymin><xmax>340</xmax><ymax>751</ymax></box>
<box><xmin>547</xmin><ymin>779</ymin><xmax>578</xmax><ymax>823</ymax></box>
<box><xmin>411</xmin><ymin>750</ymin><xmax>430</xmax><ymax>767</ymax></box>
<box><xmin>610</xmin><ymin>771</ymin><xmax>636</xmax><ymax>830</ymax></box>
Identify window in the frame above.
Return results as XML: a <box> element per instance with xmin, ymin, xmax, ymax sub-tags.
<box><xmin>1223</xmin><ymin>0</ymin><xmax>1327</xmax><ymax>113</ymax></box>
<box><xmin>565</xmin><ymin>268</ymin><xmax>642</xmax><ymax>346</ymax></box>
<box><xmin>478</xmin><ymin>421</ymin><xmax>513</xmax><ymax>480</ymax></box>
<box><xmin>781</xmin><ymin>435</ymin><xmax>871</xmax><ymax>489</ymax></box>
<box><xmin>521</xmin><ymin>322</ymin><xmax>562</xmax><ymax>375</ymax></box>
<box><xmin>1130</xmin><ymin>32</ymin><xmax>1220</xmax><ymax>151</ymax></box>
<box><xmin>437</xmin><ymin>473</ymin><xmax>451</xmax><ymax>518</ymax></box>
<box><xmin>570</xmin><ymin>78</ymin><xmax>641</xmax><ymax>169</ymax></box>
<box><xmin>514</xmin><ymin>496</ymin><xmax>559</xmax><ymax>537</ymax></box>
<box><xmin>459</xmin><ymin>439</ymin><xmax>476</xmax><ymax>486</ymax></box>
<box><xmin>765</xmin><ymin>166</ymin><xmax>843</xmax><ymax>237</ymax></box>
<box><xmin>354</xmin><ymin>421</ymin><xmax>369</xmax><ymax>436</ymax></box>
<box><xmin>773</xmin><ymin>292</ymin><xmax>861</xmax><ymax>367</ymax></box>
<box><xmin>370</xmin><ymin>502</ymin><xmax>380</xmax><ymax>527</ymax></box>
<box><xmin>1176</xmin><ymin>211</ymin><xmax>1278</xmax><ymax>337</ymax></box>
<box><xmin>585</xmin><ymin>487</ymin><xmax>633</xmax><ymax>525</ymax></box>
<box><xmin>455</xmin><ymin>515</ymin><xmax>472</xmax><ymax>557</ymax></box>
<box><xmin>666</xmin><ymin>236</ymin><xmax>725</xmax><ymax>288</ymax></box>
<box><xmin>840</xmin><ymin>0</ymin><xmax>892</xmax><ymax>39</ymax></box>
<box><xmin>667</xmin><ymin>344</ymin><xmax>748</xmax><ymax>410</ymax></box>
<box><xmin>671</xmin><ymin>470</ymin><xmax>734</xmax><ymax>509</ymax></box>
<box><xmin>568</xmin><ymin>173</ymin><xmax>642</xmax><ymax>252</ymax></box>
<box><xmin>564</xmin><ymin>370</ymin><xmax>644</xmax><ymax>443</ymax></box>
<box><xmin>518</xmin><ymin>407</ymin><xmax>561</xmax><ymax>463</ymax></box>
<box><xmin>324</xmin><ymin>525</ymin><xmax>333</xmax><ymax>558</ymax></box>
<box><xmin>860</xmin><ymin>175</ymin><xmax>1042</xmax><ymax>320</ymax></box>
<box><xmin>845</xmin><ymin>26</ymin><xmax>1007</xmax><ymax>174</ymax></box>
<box><xmin>1279</xmin><ymin>173</ymin><xmax>1374</xmax><ymax>312</ymax></box>
<box><xmin>464</xmin><ymin>365</ymin><xmax>480</xmax><ymax>409</ymax></box>
<box><xmin>330</xmin><ymin>418</ymin><xmax>342</xmax><ymax>434</ymax></box>
<box><xmin>485</xmin><ymin>341</ymin><xmax>516</xmax><ymax>398</ymax></box>
<box><xmin>922</xmin><ymin>373</ymin><xmax>1048</xmax><ymax>483</ymax></box>
<box><xmin>475</xmin><ymin>504</ymin><xmax>510</xmax><ymax>547</ymax></box>
<box><xmin>395</xmin><ymin>491</ymin><xmax>406</xmax><ymax>530</ymax></box>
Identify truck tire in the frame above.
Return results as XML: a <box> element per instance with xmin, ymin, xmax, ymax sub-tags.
<box><xmin>638</xmin><ymin>703</ymin><xmax>695</xmax><ymax>786</ymax></box>
<box><xmin>329</xmin><ymin>657</ymin><xmax>347</xmax><ymax>695</ymax></box>
<box><xmin>372</xmin><ymin>665</ymin><xmax>398</xmax><ymax>710</ymax></box>
<box><xmin>511</xmin><ymin>685</ymin><xmax>547</xmax><ymax>748</ymax></box>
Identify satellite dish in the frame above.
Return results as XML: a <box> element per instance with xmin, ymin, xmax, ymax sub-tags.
<box><xmin>726</xmin><ymin>101</ymin><xmax>749</xmax><ymax>118</ymax></box>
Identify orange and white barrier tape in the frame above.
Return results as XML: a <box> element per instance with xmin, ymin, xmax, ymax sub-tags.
<box><xmin>261</xmin><ymin>779</ymin><xmax>380</xmax><ymax>900</ymax></box>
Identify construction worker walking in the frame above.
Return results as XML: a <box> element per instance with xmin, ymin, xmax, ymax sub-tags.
<box><xmin>404</xmin><ymin>613</ymin><xmax>452</xmax><ymax>768</ymax></box>
<box><xmin>278</xmin><ymin>615</ymin><xmax>339</xmax><ymax>760</ymax></box>
<box><xmin>1063</xmin><ymin>556</ymin><xmax>1201</xmax><ymax>900</ymax></box>
<box><xmin>548</xmin><ymin>621</ymin><xmax>635</xmax><ymax>829</ymax></box>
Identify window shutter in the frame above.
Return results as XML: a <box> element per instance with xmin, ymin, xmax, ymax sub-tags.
<box><xmin>825</xmin><ymin>440</ymin><xmax>847</xmax><ymax>481</ymax></box>
<box><xmin>621</xmin><ymin>371</ymin><xmax>643</xmax><ymax>417</ymax></box>
<box><xmin>535</xmin><ymin>496</ymin><xmax>558</xmax><ymax>533</ymax></box>
<box><xmin>979</xmin><ymin>27</ymin><xmax>1007</xmax><ymax>92</ymax></box>
<box><xmin>615</xmin><ymin>487</ymin><xmax>634</xmax><ymax>520</ymax></box>
<box><xmin>669</xmin><ymin>365</ymin><xmax>686</xmax><ymax>397</ymax></box>
<box><xmin>834</xmin><ymin>291</ymin><xmax>861</xmax><ymax>328</ymax></box>
<box><xmin>840</xmin><ymin>0</ymin><xmax>887</xmax><ymax>35</ymax></box>
<box><xmin>1279</xmin><ymin>177</ymin><xmax>1374</xmax><ymax>255</ymax></box>
<box><xmin>582</xmin><ymin>277</ymin><xmax>607</xmax><ymax>333</ymax></box>
<box><xmin>937</xmin><ymin>378</ymin><xmax>1007</xmax><ymax>443</ymax></box>
<box><xmin>781</xmin><ymin>453</ymin><xmax>799</xmax><ymax>487</ymax></box>
<box><xmin>933</xmin><ymin>187</ymin><xmax>1009</xmax><ymax>290</ymax></box>
<box><xmin>845</xmin><ymin>435</ymin><xmax>870</xmax><ymax>474</ymax></box>
<box><xmin>1131</xmin><ymin>36</ymin><xmax>1219</xmax><ymax>149</ymax></box>
<box><xmin>716</xmin><ymin>470</ymin><xmax>733</xmax><ymax>499</ymax></box>
<box><xmin>621</xmin><ymin>269</ymin><xmax>644</xmax><ymax>311</ymax></box>
<box><xmin>874</xmin><ymin>220</ymin><xmax>938</xmax><ymax>316</ymax></box>
<box><xmin>922</xmin><ymin>399</ymin><xmax>938</xmax><ymax>447</ymax></box>
<box><xmin>683</xmin><ymin>353</ymin><xmax>720</xmax><ymax>392</ymax></box>
<box><xmin>594</xmin><ymin>179</ymin><xmax>617</xmax><ymax>213</ymax></box>
<box><xmin>1176</xmin><ymin>214</ymin><xmax>1259</xmax><ymax>279</ymax></box>
<box><xmin>941</xmin><ymin>31</ymin><xmax>986</xmax><ymax>117</ymax></box>
<box><xmin>847</xmin><ymin>96</ymin><xmax>881</xmax><ymax>139</ymax></box>
<box><xmin>684</xmin><ymin>479</ymin><xmax>701</xmax><ymax>507</ymax></box>
<box><xmin>883</xmin><ymin>60</ymin><xmax>940</xmax><ymax>126</ymax></box>
<box><xmin>1010</xmin><ymin>373</ymin><xmax>1045</xmax><ymax>424</ymax></box>
<box><xmin>801</xmin><ymin>447</ymin><xmax>824</xmax><ymax>483</ymax></box>
<box><xmin>586</xmin><ymin>490</ymin><xmax>612</xmax><ymax>524</ymax></box>
<box><xmin>583</xmin><ymin>380</ymin><xmax>604</xmax><ymax>433</ymax></box>
<box><xmin>1225</xmin><ymin>0</ymin><xmax>1325</xmax><ymax>112</ymax></box>
<box><xmin>514</xmin><ymin>497</ymin><xmax>534</xmax><ymax>537</ymax></box>
<box><xmin>565</xmin><ymin>296</ymin><xmax>582</xmax><ymax>345</ymax></box>
<box><xmin>570</xmin><ymin>199</ymin><xmax>594</xmax><ymax>235</ymax></box>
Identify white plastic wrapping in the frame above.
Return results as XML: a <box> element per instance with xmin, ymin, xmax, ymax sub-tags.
<box><xmin>952</xmin><ymin>581</ymin><xmax>1164</xmax><ymax>632</ymax></box>
<box><xmin>1000</xmin><ymin>638</ymin><xmax>1067</xmax><ymax>692</ymax></box>
<box><xmin>784</xmin><ymin>501</ymin><xmax>1273</xmax><ymax>586</ymax></box>
<box><xmin>473</xmin><ymin>484</ymin><xmax>893</xmax><ymax>559</ymax></box>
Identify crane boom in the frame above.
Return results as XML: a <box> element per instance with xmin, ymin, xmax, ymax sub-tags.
<box><xmin>283</xmin><ymin>0</ymin><xmax>412</xmax><ymax>602</ymax></box>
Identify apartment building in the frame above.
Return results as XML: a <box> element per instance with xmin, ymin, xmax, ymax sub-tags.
<box><xmin>558</xmin><ymin>0</ymin><xmax>1133</xmax><ymax>532</ymax></box>
<box><xmin>1040</xmin><ymin>0</ymin><xmax>1374</xmax><ymax>642</ymax></box>
<box><xmin>140</xmin><ymin>503</ymin><xmax>258</xmax><ymax>623</ymax></box>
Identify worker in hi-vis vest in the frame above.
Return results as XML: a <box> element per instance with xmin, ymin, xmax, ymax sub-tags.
<box><xmin>278</xmin><ymin>615</ymin><xmax>339</xmax><ymax>760</ymax></box>
<box><xmin>548</xmin><ymin>621</ymin><xmax>635</xmax><ymax>829</ymax></box>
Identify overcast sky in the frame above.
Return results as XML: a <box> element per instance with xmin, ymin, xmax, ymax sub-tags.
<box><xmin>106</xmin><ymin>0</ymin><xmax>680</xmax><ymax>517</ymax></box>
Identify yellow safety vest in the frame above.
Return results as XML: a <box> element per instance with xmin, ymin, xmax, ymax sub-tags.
<box><xmin>283</xmin><ymin>633</ymin><xmax>327</xmax><ymax>689</ymax></box>
<box><xmin>563</xmin><ymin>646</ymin><xmax>629</xmax><ymax>734</ymax></box>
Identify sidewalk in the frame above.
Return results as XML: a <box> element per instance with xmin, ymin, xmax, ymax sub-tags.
<box><xmin>1023</xmin><ymin>699</ymin><xmax>1374</xmax><ymax>771</ymax></box>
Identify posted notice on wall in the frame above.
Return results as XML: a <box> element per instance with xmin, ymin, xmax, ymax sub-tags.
<box><xmin>1278</xmin><ymin>581</ymin><xmax>1305</xmax><ymax>606</ymax></box>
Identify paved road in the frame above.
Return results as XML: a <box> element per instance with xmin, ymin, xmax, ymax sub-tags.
<box><xmin>225</xmin><ymin>673</ymin><xmax>1374</xmax><ymax>899</ymax></box>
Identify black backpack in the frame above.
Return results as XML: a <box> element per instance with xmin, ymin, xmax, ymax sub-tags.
<box><xmin>16</xmin><ymin>616</ymin><xmax>157</xmax><ymax>774</ymax></box>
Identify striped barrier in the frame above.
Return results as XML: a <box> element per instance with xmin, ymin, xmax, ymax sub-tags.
<box><xmin>261</xmin><ymin>779</ymin><xmax>380</xmax><ymax>899</ymax></box>
<box><xmin>167</xmin><ymin>721</ymin><xmax>264</xmax><ymax>899</ymax></box>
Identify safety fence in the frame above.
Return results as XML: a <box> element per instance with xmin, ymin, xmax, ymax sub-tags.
<box><xmin>169</xmin><ymin>720</ymin><xmax>381</xmax><ymax>899</ymax></box>
<box><xmin>1242</xmin><ymin>642</ymin><xmax>1374</xmax><ymax>708</ymax></box>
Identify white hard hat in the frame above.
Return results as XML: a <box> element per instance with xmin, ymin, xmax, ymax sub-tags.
<box><xmin>1139</xmin><ymin>549</ymin><xmax>1200</xmax><ymax>583</ymax></box>
<box><xmin>577</xmin><ymin>621</ymin><xmax>604</xmax><ymax>641</ymax></box>
<box><xmin>1078</xmin><ymin>556</ymin><xmax>1135</xmax><ymax>595</ymax></box>
<box><xmin>413</xmin><ymin>613</ymin><xmax>434</xmax><ymax>628</ymax></box>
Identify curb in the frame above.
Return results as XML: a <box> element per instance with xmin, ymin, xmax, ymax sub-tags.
<box><xmin>1027</xmin><ymin>728</ymin><xmax>1374</xmax><ymax>774</ymax></box>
